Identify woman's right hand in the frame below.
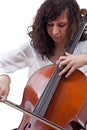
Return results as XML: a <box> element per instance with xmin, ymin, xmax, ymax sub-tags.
<box><xmin>0</xmin><ymin>75</ymin><xmax>11</xmax><ymax>102</ymax></box>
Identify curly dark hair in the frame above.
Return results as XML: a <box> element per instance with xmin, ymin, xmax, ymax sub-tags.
<box><xmin>28</xmin><ymin>0</ymin><xmax>83</xmax><ymax>59</ymax></box>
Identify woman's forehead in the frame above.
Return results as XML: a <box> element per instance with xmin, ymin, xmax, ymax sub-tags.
<box><xmin>48</xmin><ymin>9</ymin><xmax>68</xmax><ymax>22</ymax></box>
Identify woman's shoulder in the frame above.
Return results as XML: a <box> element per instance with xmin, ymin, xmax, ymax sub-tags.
<box><xmin>75</xmin><ymin>40</ymin><xmax>87</xmax><ymax>48</ymax></box>
<box><xmin>18</xmin><ymin>41</ymin><xmax>35</xmax><ymax>54</ymax></box>
<box><xmin>78</xmin><ymin>40</ymin><xmax>87</xmax><ymax>50</ymax></box>
<box><xmin>74</xmin><ymin>40</ymin><xmax>87</xmax><ymax>54</ymax></box>
<box><xmin>79</xmin><ymin>40</ymin><xmax>87</xmax><ymax>44</ymax></box>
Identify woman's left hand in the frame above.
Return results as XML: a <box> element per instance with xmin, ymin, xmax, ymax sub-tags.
<box><xmin>58</xmin><ymin>52</ymin><xmax>87</xmax><ymax>78</ymax></box>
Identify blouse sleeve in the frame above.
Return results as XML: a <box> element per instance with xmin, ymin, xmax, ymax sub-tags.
<box><xmin>0</xmin><ymin>41</ymin><xmax>35</xmax><ymax>74</ymax></box>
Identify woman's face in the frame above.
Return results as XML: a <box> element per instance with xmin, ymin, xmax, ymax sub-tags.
<box><xmin>47</xmin><ymin>10</ymin><xmax>69</xmax><ymax>45</ymax></box>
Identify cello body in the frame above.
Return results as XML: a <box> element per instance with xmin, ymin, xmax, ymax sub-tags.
<box><xmin>17</xmin><ymin>65</ymin><xmax>87</xmax><ymax>130</ymax></box>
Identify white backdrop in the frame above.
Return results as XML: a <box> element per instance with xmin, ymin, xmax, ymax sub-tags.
<box><xmin>0</xmin><ymin>0</ymin><xmax>86</xmax><ymax>129</ymax></box>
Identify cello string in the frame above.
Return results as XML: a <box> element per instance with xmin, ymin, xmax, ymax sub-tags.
<box><xmin>33</xmin><ymin>66</ymin><xmax>62</xmax><ymax>116</ymax></box>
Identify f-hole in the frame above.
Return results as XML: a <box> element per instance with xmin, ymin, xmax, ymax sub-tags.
<box><xmin>23</xmin><ymin>123</ymin><xmax>31</xmax><ymax>130</ymax></box>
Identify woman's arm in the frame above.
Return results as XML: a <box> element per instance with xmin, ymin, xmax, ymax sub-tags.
<box><xmin>0</xmin><ymin>42</ymin><xmax>32</xmax><ymax>101</ymax></box>
<box><xmin>0</xmin><ymin>42</ymin><xmax>30</xmax><ymax>74</ymax></box>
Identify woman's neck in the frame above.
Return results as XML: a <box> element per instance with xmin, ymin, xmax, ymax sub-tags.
<box><xmin>49</xmin><ymin>44</ymin><xmax>65</xmax><ymax>64</ymax></box>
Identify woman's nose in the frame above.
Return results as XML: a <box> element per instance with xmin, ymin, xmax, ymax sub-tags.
<box><xmin>52</xmin><ymin>26</ymin><xmax>60</xmax><ymax>35</ymax></box>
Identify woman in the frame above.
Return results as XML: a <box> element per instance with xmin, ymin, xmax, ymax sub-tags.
<box><xmin>0</xmin><ymin>0</ymin><xmax>87</xmax><ymax>104</ymax></box>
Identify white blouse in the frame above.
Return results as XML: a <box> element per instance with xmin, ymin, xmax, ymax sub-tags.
<box><xmin>0</xmin><ymin>40</ymin><xmax>87</xmax><ymax>78</ymax></box>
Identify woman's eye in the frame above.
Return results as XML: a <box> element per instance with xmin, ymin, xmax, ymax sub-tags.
<box><xmin>59</xmin><ymin>24</ymin><xmax>67</xmax><ymax>27</ymax></box>
<box><xmin>59</xmin><ymin>25</ymin><xmax>65</xmax><ymax>27</ymax></box>
<box><xmin>47</xmin><ymin>23</ymin><xmax>53</xmax><ymax>27</ymax></box>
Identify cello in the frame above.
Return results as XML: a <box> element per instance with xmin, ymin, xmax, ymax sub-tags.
<box><xmin>3</xmin><ymin>9</ymin><xmax>87</xmax><ymax>130</ymax></box>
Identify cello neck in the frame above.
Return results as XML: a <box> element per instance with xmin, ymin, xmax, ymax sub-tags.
<box><xmin>66</xmin><ymin>15</ymin><xmax>87</xmax><ymax>54</ymax></box>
